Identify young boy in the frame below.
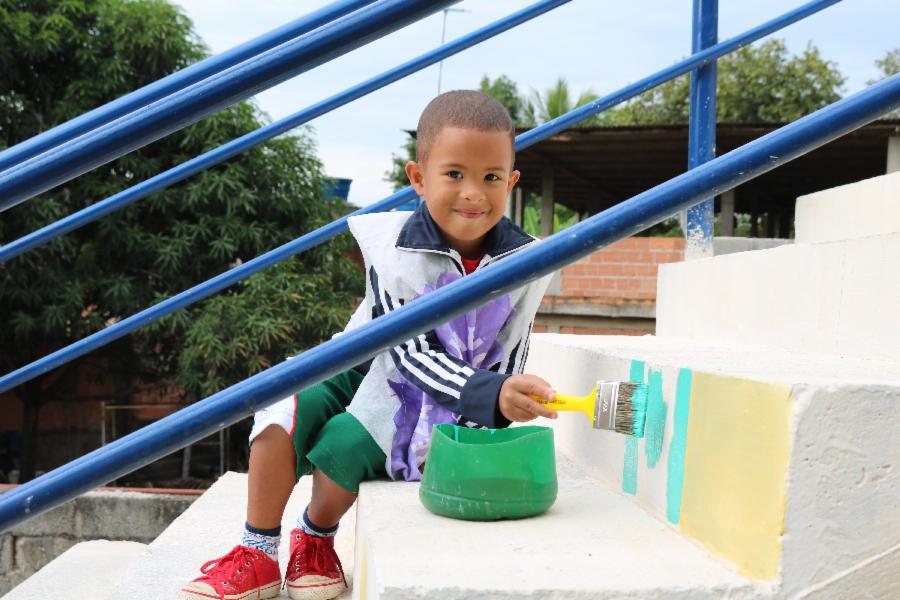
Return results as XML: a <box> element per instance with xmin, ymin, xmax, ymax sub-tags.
<box><xmin>179</xmin><ymin>90</ymin><xmax>558</xmax><ymax>600</ymax></box>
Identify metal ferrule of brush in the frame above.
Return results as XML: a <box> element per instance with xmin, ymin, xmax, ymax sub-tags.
<box><xmin>593</xmin><ymin>380</ymin><xmax>620</xmax><ymax>431</ymax></box>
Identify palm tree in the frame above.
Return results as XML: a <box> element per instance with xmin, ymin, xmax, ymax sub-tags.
<box><xmin>526</xmin><ymin>77</ymin><xmax>601</xmax><ymax>125</ymax></box>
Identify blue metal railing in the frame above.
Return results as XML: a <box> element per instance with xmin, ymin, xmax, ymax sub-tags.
<box><xmin>4</xmin><ymin>0</ymin><xmax>891</xmax><ymax>534</ymax></box>
<box><xmin>0</xmin><ymin>0</ymin><xmax>376</xmax><ymax>172</ymax></box>
<box><xmin>2</xmin><ymin>73</ymin><xmax>898</xmax><ymax>531</ymax></box>
<box><xmin>0</xmin><ymin>0</ymin><xmax>571</xmax><ymax>264</ymax></box>
<box><xmin>685</xmin><ymin>0</ymin><xmax>719</xmax><ymax>257</ymax></box>
<box><xmin>0</xmin><ymin>0</ymin><xmax>458</xmax><ymax>211</ymax></box>
<box><xmin>0</xmin><ymin>0</ymin><xmax>844</xmax><ymax>394</ymax></box>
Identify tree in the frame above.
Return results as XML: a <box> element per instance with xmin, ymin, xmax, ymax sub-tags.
<box><xmin>0</xmin><ymin>0</ymin><xmax>362</xmax><ymax>482</ymax></box>
<box><xmin>526</xmin><ymin>77</ymin><xmax>601</xmax><ymax>126</ymax></box>
<box><xmin>874</xmin><ymin>48</ymin><xmax>900</xmax><ymax>79</ymax></box>
<box><xmin>479</xmin><ymin>74</ymin><xmax>534</xmax><ymax>127</ymax></box>
<box><xmin>606</xmin><ymin>39</ymin><xmax>845</xmax><ymax>124</ymax></box>
<box><xmin>870</xmin><ymin>48</ymin><xmax>899</xmax><ymax>118</ymax></box>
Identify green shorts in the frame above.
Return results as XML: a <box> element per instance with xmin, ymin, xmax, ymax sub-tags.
<box><xmin>291</xmin><ymin>369</ymin><xmax>387</xmax><ymax>493</ymax></box>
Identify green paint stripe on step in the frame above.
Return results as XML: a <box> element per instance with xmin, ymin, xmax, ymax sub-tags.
<box><xmin>666</xmin><ymin>368</ymin><xmax>693</xmax><ymax>524</ymax></box>
<box><xmin>622</xmin><ymin>359</ymin><xmax>645</xmax><ymax>495</ymax></box>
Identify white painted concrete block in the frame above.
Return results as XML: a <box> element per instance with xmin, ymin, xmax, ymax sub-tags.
<box><xmin>524</xmin><ymin>334</ymin><xmax>900</xmax><ymax>598</ymax></box>
<box><xmin>3</xmin><ymin>540</ymin><xmax>146</xmax><ymax>600</ymax></box>
<box><xmin>354</xmin><ymin>453</ymin><xmax>759</xmax><ymax>600</ymax></box>
<box><xmin>107</xmin><ymin>472</ymin><xmax>355</xmax><ymax>599</ymax></box>
<box><xmin>656</xmin><ymin>232</ymin><xmax>900</xmax><ymax>361</ymax></box>
<box><xmin>795</xmin><ymin>171</ymin><xmax>900</xmax><ymax>243</ymax></box>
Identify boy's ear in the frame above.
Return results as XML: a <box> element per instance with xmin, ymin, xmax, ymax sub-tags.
<box><xmin>405</xmin><ymin>161</ymin><xmax>426</xmax><ymax>195</ymax></box>
<box><xmin>507</xmin><ymin>169</ymin><xmax>521</xmax><ymax>193</ymax></box>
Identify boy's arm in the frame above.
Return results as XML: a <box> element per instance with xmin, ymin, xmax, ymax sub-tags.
<box><xmin>376</xmin><ymin>292</ymin><xmax>504</xmax><ymax>427</ymax></box>
<box><xmin>374</xmin><ymin>267</ymin><xmax>555</xmax><ymax>428</ymax></box>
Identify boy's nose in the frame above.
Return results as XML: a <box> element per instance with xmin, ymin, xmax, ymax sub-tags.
<box><xmin>461</xmin><ymin>184</ymin><xmax>485</xmax><ymax>202</ymax></box>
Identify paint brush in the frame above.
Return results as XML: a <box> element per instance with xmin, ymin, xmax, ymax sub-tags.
<box><xmin>532</xmin><ymin>381</ymin><xmax>649</xmax><ymax>437</ymax></box>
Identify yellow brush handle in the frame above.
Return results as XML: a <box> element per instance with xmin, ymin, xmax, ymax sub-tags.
<box><xmin>530</xmin><ymin>385</ymin><xmax>597</xmax><ymax>422</ymax></box>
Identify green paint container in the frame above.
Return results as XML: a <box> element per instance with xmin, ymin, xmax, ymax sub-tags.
<box><xmin>419</xmin><ymin>424</ymin><xmax>557</xmax><ymax>521</ymax></box>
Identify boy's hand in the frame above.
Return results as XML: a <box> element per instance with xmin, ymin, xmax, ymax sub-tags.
<box><xmin>499</xmin><ymin>374</ymin><xmax>558</xmax><ymax>423</ymax></box>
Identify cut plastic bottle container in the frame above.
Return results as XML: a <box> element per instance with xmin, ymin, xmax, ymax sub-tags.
<box><xmin>419</xmin><ymin>424</ymin><xmax>558</xmax><ymax>521</ymax></box>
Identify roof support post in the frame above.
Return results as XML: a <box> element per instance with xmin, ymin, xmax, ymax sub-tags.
<box><xmin>541</xmin><ymin>169</ymin><xmax>555</xmax><ymax>238</ymax></box>
<box><xmin>513</xmin><ymin>187</ymin><xmax>525</xmax><ymax>228</ymax></box>
<box><xmin>720</xmin><ymin>189</ymin><xmax>735</xmax><ymax>236</ymax></box>
<box><xmin>684</xmin><ymin>0</ymin><xmax>718</xmax><ymax>259</ymax></box>
<box><xmin>888</xmin><ymin>136</ymin><xmax>900</xmax><ymax>173</ymax></box>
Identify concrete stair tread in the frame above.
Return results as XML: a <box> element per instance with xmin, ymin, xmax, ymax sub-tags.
<box><xmin>106</xmin><ymin>472</ymin><xmax>354</xmax><ymax>599</ymax></box>
<box><xmin>795</xmin><ymin>171</ymin><xmax>900</xmax><ymax>243</ymax></box>
<box><xmin>4</xmin><ymin>540</ymin><xmax>147</xmax><ymax>600</ymax></box>
<box><xmin>355</xmin><ymin>451</ymin><xmax>760</xmax><ymax>599</ymax></box>
<box><xmin>657</xmin><ymin>231</ymin><xmax>900</xmax><ymax>361</ymax></box>
<box><xmin>535</xmin><ymin>333</ymin><xmax>900</xmax><ymax>386</ymax></box>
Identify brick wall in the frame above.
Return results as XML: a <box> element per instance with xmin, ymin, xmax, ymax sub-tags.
<box><xmin>536</xmin><ymin>236</ymin><xmax>685</xmax><ymax>336</ymax></box>
<box><xmin>556</xmin><ymin>236</ymin><xmax>684</xmax><ymax>300</ymax></box>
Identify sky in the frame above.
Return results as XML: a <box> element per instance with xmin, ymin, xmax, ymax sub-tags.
<box><xmin>171</xmin><ymin>0</ymin><xmax>900</xmax><ymax>207</ymax></box>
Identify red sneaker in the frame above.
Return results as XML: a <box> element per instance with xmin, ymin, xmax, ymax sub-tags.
<box><xmin>178</xmin><ymin>545</ymin><xmax>281</xmax><ymax>600</ymax></box>
<box><xmin>285</xmin><ymin>528</ymin><xmax>347</xmax><ymax>600</ymax></box>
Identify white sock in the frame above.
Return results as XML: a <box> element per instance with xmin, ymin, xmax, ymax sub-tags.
<box><xmin>241</xmin><ymin>522</ymin><xmax>280</xmax><ymax>561</ymax></box>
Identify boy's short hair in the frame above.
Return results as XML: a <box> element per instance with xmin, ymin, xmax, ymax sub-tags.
<box><xmin>415</xmin><ymin>90</ymin><xmax>515</xmax><ymax>164</ymax></box>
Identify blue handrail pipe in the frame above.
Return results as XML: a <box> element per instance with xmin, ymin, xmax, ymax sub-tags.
<box><xmin>3</xmin><ymin>0</ymin><xmax>897</xmax><ymax>535</ymax></box>
<box><xmin>2</xmin><ymin>73</ymin><xmax>897</xmax><ymax>532</ymax></box>
<box><xmin>0</xmin><ymin>0</ymin><xmax>377</xmax><ymax>172</ymax></box>
<box><xmin>0</xmin><ymin>0</ymin><xmax>458</xmax><ymax>210</ymax></box>
<box><xmin>0</xmin><ymin>0</ymin><xmax>844</xmax><ymax>395</ymax></box>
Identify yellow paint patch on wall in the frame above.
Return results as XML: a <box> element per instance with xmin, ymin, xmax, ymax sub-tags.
<box><xmin>359</xmin><ymin>540</ymin><xmax>368</xmax><ymax>600</ymax></box>
<box><xmin>680</xmin><ymin>373</ymin><xmax>792</xmax><ymax>581</ymax></box>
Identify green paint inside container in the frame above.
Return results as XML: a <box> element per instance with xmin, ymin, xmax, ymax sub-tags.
<box><xmin>419</xmin><ymin>424</ymin><xmax>558</xmax><ymax>521</ymax></box>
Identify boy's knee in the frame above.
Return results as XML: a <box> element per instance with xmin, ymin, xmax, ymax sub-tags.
<box><xmin>251</xmin><ymin>423</ymin><xmax>292</xmax><ymax>448</ymax></box>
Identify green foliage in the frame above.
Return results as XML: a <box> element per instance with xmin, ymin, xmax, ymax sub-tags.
<box><xmin>870</xmin><ymin>48</ymin><xmax>900</xmax><ymax>118</ymax></box>
<box><xmin>606</xmin><ymin>39</ymin><xmax>846</xmax><ymax>124</ymax></box>
<box><xmin>0</xmin><ymin>0</ymin><xmax>363</xmax><ymax>404</ymax></box>
<box><xmin>874</xmin><ymin>48</ymin><xmax>900</xmax><ymax>79</ymax></box>
<box><xmin>383</xmin><ymin>135</ymin><xmax>416</xmax><ymax>191</ymax></box>
<box><xmin>526</xmin><ymin>77</ymin><xmax>602</xmax><ymax>126</ymax></box>
<box><xmin>176</xmin><ymin>258</ymin><xmax>360</xmax><ymax>397</ymax></box>
<box><xmin>479</xmin><ymin>74</ymin><xmax>534</xmax><ymax>127</ymax></box>
<box><xmin>520</xmin><ymin>193</ymin><xmax>579</xmax><ymax>237</ymax></box>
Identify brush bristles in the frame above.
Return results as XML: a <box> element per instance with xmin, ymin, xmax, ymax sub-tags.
<box><xmin>614</xmin><ymin>382</ymin><xmax>649</xmax><ymax>437</ymax></box>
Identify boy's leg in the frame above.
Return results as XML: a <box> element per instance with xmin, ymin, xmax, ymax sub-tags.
<box><xmin>247</xmin><ymin>424</ymin><xmax>296</xmax><ymax>529</ymax></box>
<box><xmin>307</xmin><ymin>467</ymin><xmax>357</xmax><ymax>529</ymax></box>
<box><xmin>179</xmin><ymin>373</ymin><xmax>358</xmax><ymax>600</ymax></box>
<box><xmin>287</xmin><ymin>412</ymin><xmax>386</xmax><ymax>600</ymax></box>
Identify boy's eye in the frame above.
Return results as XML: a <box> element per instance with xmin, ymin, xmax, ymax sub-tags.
<box><xmin>446</xmin><ymin>171</ymin><xmax>462</xmax><ymax>179</ymax></box>
<box><xmin>485</xmin><ymin>173</ymin><xmax>502</xmax><ymax>182</ymax></box>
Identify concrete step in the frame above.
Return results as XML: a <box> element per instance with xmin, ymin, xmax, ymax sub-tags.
<box><xmin>656</xmin><ymin>231</ymin><xmax>900</xmax><ymax>360</ymax></box>
<box><xmin>105</xmin><ymin>472</ymin><xmax>355</xmax><ymax>599</ymax></box>
<box><xmin>3</xmin><ymin>540</ymin><xmax>147</xmax><ymax>600</ymax></box>
<box><xmin>524</xmin><ymin>333</ymin><xmax>900</xmax><ymax>599</ymax></box>
<box><xmin>795</xmin><ymin>171</ymin><xmax>900</xmax><ymax>243</ymax></box>
<box><xmin>354</xmin><ymin>451</ymin><xmax>760</xmax><ymax>600</ymax></box>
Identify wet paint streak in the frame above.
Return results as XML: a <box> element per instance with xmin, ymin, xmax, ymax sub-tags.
<box><xmin>622</xmin><ymin>359</ymin><xmax>645</xmax><ymax>495</ymax></box>
<box><xmin>666</xmin><ymin>368</ymin><xmax>692</xmax><ymax>524</ymax></box>
<box><xmin>644</xmin><ymin>368</ymin><xmax>667</xmax><ymax>468</ymax></box>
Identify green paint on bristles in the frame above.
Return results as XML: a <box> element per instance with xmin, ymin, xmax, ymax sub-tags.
<box><xmin>613</xmin><ymin>382</ymin><xmax>649</xmax><ymax>437</ymax></box>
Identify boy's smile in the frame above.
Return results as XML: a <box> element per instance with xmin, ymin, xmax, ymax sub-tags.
<box><xmin>405</xmin><ymin>127</ymin><xmax>520</xmax><ymax>259</ymax></box>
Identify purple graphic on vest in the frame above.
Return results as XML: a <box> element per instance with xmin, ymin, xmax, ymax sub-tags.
<box><xmin>389</xmin><ymin>271</ymin><xmax>514</xmax><ymax>481</ymax></box>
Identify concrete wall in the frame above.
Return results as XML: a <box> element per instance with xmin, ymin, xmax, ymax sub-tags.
<box><xmin>525</xmin><ymin>334</ymin><xmax>900</xmax><ymax>594</ymax></box>
<box><xmin>0</xmin><ymin>487</ymin><xmax>198</xmax><ymax>594</ymax></box>
<box><xmin>657</xmin><ymin>232</ymin><xmax>900</xmax><ymax>361</ymax></box>
<box><xmin>795</xmin><ymin>171</ymin><xmax>900</xmax><ymax>243</ymax></box>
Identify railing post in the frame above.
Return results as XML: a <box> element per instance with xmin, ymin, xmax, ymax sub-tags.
<box><xmin>684</xmin><ymin>0</ymin><xmax>718</xmax><ymax>259</ymax></box>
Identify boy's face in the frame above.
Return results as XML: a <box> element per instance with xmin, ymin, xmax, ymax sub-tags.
<box><xmin>405</xmin><ymin>127</ymin><xmax>520</xmax><ymax>259</ymax></box>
